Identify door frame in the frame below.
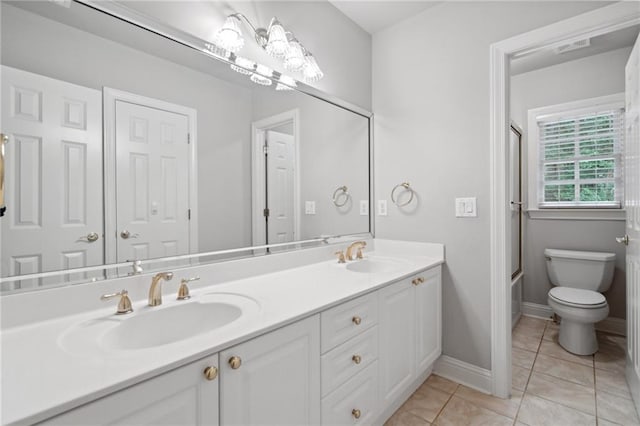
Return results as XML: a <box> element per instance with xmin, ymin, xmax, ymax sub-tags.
<box><xmin>489</xmin><ymin>2</ymin><xmax>640</xmax><ymax>398</ymax></box>
<box><xmin>103</xmin><ymin>87</ymin><xmax>198</xmax><ymax>265</ymax></box>
<box><xmin>251</xmin><ymin>109</ymin><xmax>301</xmax><ymax>247</ymax></box>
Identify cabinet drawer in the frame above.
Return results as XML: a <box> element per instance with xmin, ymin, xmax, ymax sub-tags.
<box><xmin>321</xmin><ymin>292</ymin><xmax>378</xmax><ymax>352</ymax></box>
<box><xmin>322</xmin><ymin>361</ymin><xmax>378</xmax><ymax>426</ymax></box>
<box><xmin>321</xmin><ymin>325</ymin><xmax>378</xmax><ymax>396</ymax></box>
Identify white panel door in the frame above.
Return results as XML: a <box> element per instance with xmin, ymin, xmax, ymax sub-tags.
<box><xmin>220</xmin><ymin>315</ymin><xmax>320</xmax><ymax>425</ymax></box>
<box><xmin>40</xmin><ymin>354</ymin><xmax>219</xmax><ymax>425</ymax></box>
<box><xmin>624</xmin><ymin>33</ymin><xmax>640</xmax><ymax>415</ymax></box>
<box><xmin>115</xmin><ymin>100</ymin><xmax>190</xmax><ymax>262</ymax></box>
<box><xmin>266</xmin><ymin>130</ymin><xmax>295</xmax><ymax>244</ymax></box>
<box><xmin>378</xmin><ymin>279</ymin><xmax>415</xmax><ymax>408</ymax></box>
<box><xmin>0</xmin><ymin>66</ymin><xmax>102</xmax><ymax>287</ymax></box>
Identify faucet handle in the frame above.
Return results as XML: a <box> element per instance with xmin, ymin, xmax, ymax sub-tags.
<box><xmin>335</xmin><ymin>250</ymin><xmax>346</xmax><ymax>264</ymax></box>
<box><xmin>101</xmin><ymin>289</ymin><xmax>133</xmax><ymax>315</ymax></box>
<box><xmin>177</xmin><ymin>277</ymin><xmax>200</xmax><ymax>300</ymax></box>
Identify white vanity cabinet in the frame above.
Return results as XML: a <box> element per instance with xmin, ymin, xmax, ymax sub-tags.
<box><xmin>219</xmin><ymin>315</ymin><xmax>321</xmax><ymax>426</ymax></box>
<box><xmin>378</xmin><ymin>267</ymin><xmax>442</xmax><ymax>410</ymax></box>
<box><xmin>39</xmin><ymin>354</ymin><xmax>220</xmax><ymax>425</ymax></box>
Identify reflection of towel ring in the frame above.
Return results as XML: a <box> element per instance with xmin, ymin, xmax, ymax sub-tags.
<box><xmin>391</xmin><ymin>182</ymin><xmax>415</xmax><ymax>207</ymax></box>
<box><xmin>332</xmin><ymin>185</ymin><xmax>350</xmax><ymax>207</ymax></box>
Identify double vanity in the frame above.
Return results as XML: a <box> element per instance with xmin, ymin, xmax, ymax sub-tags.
<box><xmin>1</xmin><ymin>239</ymin><xmax>444</xmax><ymax>425</ymax></box>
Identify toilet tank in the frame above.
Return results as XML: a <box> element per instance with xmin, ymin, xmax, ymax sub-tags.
<box><xmin>544</xmin><ymin>249</ymin><xmax>616</xmax><ymax>292</ymax></box>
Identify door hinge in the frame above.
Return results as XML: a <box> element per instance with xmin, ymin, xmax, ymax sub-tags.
<box><xmin>263</xmin><ymin>208</ymin><xmax>270</xmax><ymax>218</ymax></box>
<box><xmin>187</xmin><ymin>133</ymin><xmax>191</xmax><ymax>144</ymax></box>
<box><xmin>263</xmin><ymin>145</ymin><xmax>268</xmax><ymax>155</ymax></box>
<box><xmin>188</xmin><ymin>209</ymin><xmax>191</xmax><ymax>220</ymax></box>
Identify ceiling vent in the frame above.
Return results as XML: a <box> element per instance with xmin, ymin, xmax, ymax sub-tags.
<box><xmin>554</xmin><ymin>38</ymin><xmax>591</xmax><ymax>55</ymax></box>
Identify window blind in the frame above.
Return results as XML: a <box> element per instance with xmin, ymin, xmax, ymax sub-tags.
<box><xmin>538</xmin><ymin>107</ymin><xmax>624</xmax><ymax>208</ymax></box>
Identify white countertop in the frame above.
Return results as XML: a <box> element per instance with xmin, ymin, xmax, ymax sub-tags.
<box><xmin>0</xmin><ymin>239</ymin><xmax>444</xmax><ymax>425</ymax></box>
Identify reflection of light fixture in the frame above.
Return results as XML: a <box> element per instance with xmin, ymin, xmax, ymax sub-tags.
<box><xmin>230</xmin><ymin>56</ymin><xmax>255</xmax><ymax>75</ymax></box>
<box><xmin>250</xmin><ymin>64</ymin><xmax>273</xmax><ymax>86</ymax></box>
<box><xmin>214</xmin><ymin>13</ymin><xmax>323</xmax><ymax>82</ymax></box>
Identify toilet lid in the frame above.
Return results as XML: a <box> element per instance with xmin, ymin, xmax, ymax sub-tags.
<box><xmin>549</xmin><ymin>287</ymin><xmax>606</xmax><ymax>306</ymax></box>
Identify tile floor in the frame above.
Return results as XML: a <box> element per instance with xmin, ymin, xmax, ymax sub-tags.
<box><xmin>385</xmin><ymin>316</ymin><xmax>639</xmax><ymax>425</ymax></box>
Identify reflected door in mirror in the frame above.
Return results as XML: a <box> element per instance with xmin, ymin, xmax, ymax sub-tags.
<box><xmin>0</xmin><ymin>66</ymin><xmax>103</xmax><ymax>286</ymax></box>
<box><xmin>266</xmin><ymin>130</ymin><xmax>295</xmax><ymax>245</ymax></box>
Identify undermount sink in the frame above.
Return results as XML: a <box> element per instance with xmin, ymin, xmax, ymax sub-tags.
<box><xmin>346</xmin><ymin>257</ymin><xmax>408</xmax><ymax>274</ymax></box>
<box><xmin>59</xmin><ymin>292</ymin><xmax>260</xmax><ymax>354</ymax></box>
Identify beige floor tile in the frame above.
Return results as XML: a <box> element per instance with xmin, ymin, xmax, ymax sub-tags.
<box><xmin>595</xmin><ymin>367</ymin><xmax>633</xmax><ymax>399</ymax></box>
<box><xmin>542</xmin><ymin>323</ymin><xmax>559</xmax><ymax>342</ymax></box>
<box><xmin>423</xmin><ymin>374</ymin><xmax>459</xmax><ymax>394</ymax></box>
<box><xmin>514</xmin><ymin>324</ymin><xmax>545</xmax><ymax>340</ymax></box>
<box><xmin>595</xmin><ymin>340</ymin><xmax>627</xmax><ymax>375</ymax></box>
<box><xmin>516</xmin><ymin>393</ymin><xmax>596</xmax><ymax>426</ymax></box>
<box><xmin>526</xmin><ymin>372</ymin><xmax>596</xmax><ymax>415</ymax></box>
<box><xmin>538</xmin><ymin>339</ymin><xmax>594</xmax><ymax>367</ymax></box>
<box><xmin>518</xmin><ymin>316</ymin><xmax>550</xmax><ymax>330</ymax></box>
<box><xmin>402</xmin><ymin>385</ymin><xmax>451</xmax><ymax>423</ymax></box>
<box><xmin>513</xmin><ymin>330</ymin><xmax>542</xmax><ymax>352</ymax></box>
<box><xmin>454</xmin><ymin>385</ymin><xmax>522</xmax><ymax>419</ymax></box>
<box><xmin>512</xmin><ymin>347</ymin><xmax>536</xmax><ymax>370</ymax></box>
<box><xmin>532</xmin><ymin>353</ymin><xmax>594</xmax><ymax>387</ymax></box>
<box><xmin>597</xmin><ymin>418</ymin><xmax>625</xmax><ymax>426</ymax></box>
<box><xmin>512</xmin><ymin>365</ymin><xmax>531</xmax><ymax>391</ymax></box>
<box><xmin>596</xmin><ymin>389</ymin><xmax>640</xmax><ymax>425</ymax></box>
<box><xmin>433</xmin><ymin>395</ymin><xmax>513</xmax><ymax>426</ymax></box>
<box><xmin>385</xmin><ymin>410</ymin><xmax>431</xmax><ymax>426</ymax></box>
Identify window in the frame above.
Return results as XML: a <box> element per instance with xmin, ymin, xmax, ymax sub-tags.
<box><xmin>528</xmin><ymin>94</ymin><xmax>625</xmax><ymax>211</ymax></box>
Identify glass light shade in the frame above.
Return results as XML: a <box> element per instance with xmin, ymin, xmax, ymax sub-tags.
<box><xmin>302</xmin><ymin>54</ymin><xmax>324</xmax><ymax>83</ymax></box>
<box><xmin>276</xmin><ymin>83</ymin><xmax>293</xmax><ymax>91</ymax></box>
<box><xmin>255</xmin><ymin>64</ymin><xmax>273</xmax><ymax>77</ymax></box>
<box><xmin>230</xmin><ymin>57</ymin><xmax>255</xmax><ymax>75</ymax></box>
<box><xmin>283</xmin><ymin>40</ymin><xmax>306</xmax><ymax>72</ymax></box>
<box><xmin>265</xmin><ymin>21</ymin><xmax>288</xmax><ymax>58</ymax></box>
<box><xmin>278</xmin><ymin>75</ymin><xmax>297</xmax><ymax>88</ymax></box>
<box><xmin>215</xmin><ymin>16</ymin><xmax>244</xmax><ymax>53</ymax></box>
<box><xmin>250</xmin><ymin>73</ymin><xmax>273</xmax><ymax>86</ymax></box>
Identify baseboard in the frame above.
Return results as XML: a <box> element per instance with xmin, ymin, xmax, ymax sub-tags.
<box><xmin>520</xmin><ymin>302</ymin><xmax>626</xmax><ymax>336</ymax></box>
<box><xmin>521</xmin><ymin>302</ymin><xmax>553</xmax><ymax>320</ymax></box>
<box><xmin>433</xmin><ymin>355</ymin><xmax>492</xmax><ymax>394</ymax></box>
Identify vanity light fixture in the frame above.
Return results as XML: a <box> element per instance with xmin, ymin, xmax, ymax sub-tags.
<box><xmin>214</xmin><ymin>13</ymin><xmax>324</xmax><ymax>83</ymax></box>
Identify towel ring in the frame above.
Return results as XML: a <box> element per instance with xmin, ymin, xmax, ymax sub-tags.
<box><xmin>332</xmin><ymin>185</ymin><xmax>350</xmax><ymax>207</ymax></box>
<box><xmin>391</xmin><ymin>182</ymin><xmax>415</xmax><ymax>207</ymax></box>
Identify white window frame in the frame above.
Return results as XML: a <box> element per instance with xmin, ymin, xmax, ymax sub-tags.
<box><xmin>527</xmin><ymin>93</ymin><xmax>626</xmax><ymax>220</ymax></box>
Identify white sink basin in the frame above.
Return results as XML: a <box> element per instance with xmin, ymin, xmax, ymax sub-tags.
<box><xmin>346</xmin><ymin>257</ymin><xmax>408</xmax><ymax>274</ymax></box>
<box><xmin>59</xmin><ymin>292</ymin><xmax>260</xmax><ymax>354</ymax></box>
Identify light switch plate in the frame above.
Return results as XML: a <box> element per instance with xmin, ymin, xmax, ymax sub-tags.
<box><xmin>305</xmin><ymin>201</ymin><xmax>316</xmax><ymax>215</ymax></box>
<box><xmin>455</xmin><ymin>197</ymin><xmax>477</xmax><ymax>217</ymax></box>
<box><xmin>359</xmin><ymin>200</ymin><xmax>369</xmax><ymax>215</ymax></box>
<box><xmin>378</xmin><ymin>200</ymin><xmax>388</xmax><ymax>216</ymax></box>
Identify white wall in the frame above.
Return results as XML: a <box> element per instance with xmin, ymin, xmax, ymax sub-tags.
<box><xmin>372</xmin><ymin>1</ymin><xmax>611</xmax><ymax>370</ymax></box>
<box><xmin>511</xmin><ymin>47</ymin><xmax>631</xmax><ymax>319</ymax></box>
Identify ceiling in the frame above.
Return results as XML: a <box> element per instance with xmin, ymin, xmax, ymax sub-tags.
<box><xmin>328</xmin><ymin>1</ymin><xmax>441</xmax><ymax>34</ymax></box>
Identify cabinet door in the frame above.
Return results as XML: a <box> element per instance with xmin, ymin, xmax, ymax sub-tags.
<box><xmin>220</xmin><ymin>315</ymin><xmax>320</xmax><ymax>426</ymax></box>
<box><xmin>40</xmin><ymin>355</ymin><xmax>219</xmax><ymax>425</ymax></box>
<box><xmin>415</xmin><ymin>268</ymin><xmax>442</xmax><ymax>373</ymax></box>
<box><xmin>378</xmin><ymin>279</ymin><xmax>415</xmax><ymax>407</ymax></box>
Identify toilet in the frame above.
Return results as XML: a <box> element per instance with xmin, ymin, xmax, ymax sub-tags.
<box><xmin>545</xmin><ymin>248</ymin><xmax>615</xmax><ymax>355</ymax></box>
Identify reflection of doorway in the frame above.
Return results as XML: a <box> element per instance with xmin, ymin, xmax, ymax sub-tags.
<box><xmin>510</xmin><ymin>123</ymin><xmax>523</xmax><ymax>328</ymax></box>
<box><xmin>103</xmin><ymin>88</ymin><xmax>198</xmax><ymax>264</ymax></box>
<box><xmin>251</xmin><ymin>110</ymin><xmax>300</xmax><ymax>247</ymax></box>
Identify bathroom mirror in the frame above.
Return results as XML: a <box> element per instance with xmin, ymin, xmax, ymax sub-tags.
<box><xmin>0</xmin><ymin>0</ymin><xmax>371</xmax><ymax>293</ymax></box>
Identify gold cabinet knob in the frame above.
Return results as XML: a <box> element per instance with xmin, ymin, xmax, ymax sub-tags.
<box><xmin>228</xmin><ymin>356</ymin><xmax>242</xmax><ymax>369</ymax></box>
<box><xmin>352</xmin><ymin>355</ymin><xmax>362</xmax><ymax>364</ymax></box>
<box><xmin>418</xmin><ymin>277</ymin><xmax>425</xmax><ymax>283</ymax></box>
<box><xmin>352</xmin><ymin>316</ymin><xmax>362</xmax><ymax>325</ymax></box>
<box><xmin>352</xmin><ymin>409</ymin><xmax>361</xmax><ymax>419</ymax></box>
<box><xmin>412</xmin><ymin>278</ymin><xmax>419</xmax><ymax>286</ymax></box>
<box><xmin>203</xmin><ymin>366</ymin><xmax>218</xmax><ymax>381</ymax></box>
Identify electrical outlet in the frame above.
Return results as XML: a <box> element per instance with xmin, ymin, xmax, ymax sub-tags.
<box><xmin>378</xmin><ymin>200</ymin><xmax>388</xmax><ymax>216</ymax></box>
<box><xmin>305</xmin><ymin>201</ymin><xmax>316</xmax><ymax>215</ymax></box>
<box><xmin>359</xmin><ymin>200</ymin><xmax>369</xmax><ymax>215</ymax></box>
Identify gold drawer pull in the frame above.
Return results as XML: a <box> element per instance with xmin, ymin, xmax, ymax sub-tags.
<box><xmin>352</xmin><ymin>355</ymin><xmax>362</xmax><ymax>364</ymax></box>
<box><xmin>203</xmin><ymin>366</ymin><xmax>218</xmax><ymax>381</ymax></box>
<box><xmin>228</xmin><ymin>356</ymin><xmax>242</xmax><ymax>369</ymax></box>
<box><xmin>352</xmin><ymin>316</ymin><xmax>362</xmax><ymax>325</ymax></box>
<box><xmin>352</xmin><ymin>409</ymin><xmax>361</xmax><ymax>419</ymax></box>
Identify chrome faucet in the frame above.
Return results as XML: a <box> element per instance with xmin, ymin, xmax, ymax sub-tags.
<box><xmin>148</xmin><ymin>272</ymin><xmax>173</xmax><ymax>306</ymax></box>
<box><xmin>345</xmin><ymin>241</ymin><xmax>366</xmax><ymax>261</ymax></box>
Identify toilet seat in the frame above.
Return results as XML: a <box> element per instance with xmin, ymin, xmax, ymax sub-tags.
<box><xmin>549</xmin><ymin>287</ymin><xmax>607</xmax><ymax>309</ymax></box>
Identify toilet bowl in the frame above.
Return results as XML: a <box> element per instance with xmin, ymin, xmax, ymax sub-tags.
<box><xmin>545</xmin><ymin>248</ymin><xmax>615</xmax><ymax>355</ymax></box>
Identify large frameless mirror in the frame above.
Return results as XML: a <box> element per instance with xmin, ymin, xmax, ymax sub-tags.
<box><xmin>0</xmin><ymin>0</ymin><xmax>372</xmax><ymax>293</ymax></box>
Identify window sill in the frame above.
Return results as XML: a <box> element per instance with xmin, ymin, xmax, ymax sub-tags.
<box><xmin>526</xmin><ymin>209</ymin><xmax>625</xmax><ymax>221</ymax></box>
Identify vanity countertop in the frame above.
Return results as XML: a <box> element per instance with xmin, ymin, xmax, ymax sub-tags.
<box><xmin>0</xmin><ymin>239</ymin><xmax>444</xmax><ymax>425</ymax></box>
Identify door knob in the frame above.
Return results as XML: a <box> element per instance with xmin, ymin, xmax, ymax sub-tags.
<box><xmin>616</xmin><ymin>235</ymin><xmax>629</xmax><ymax>246</ymax></box>
<box><xmin>228</xmin><ymin>356</ymin><xmax>242</xmax><ymax>369</ymax></box>
<box><xmin>120</xmin><ymin>230</ymin><xmax>139</xmax><ymax>239</ymax></box>
<box><xmin>79</xmin><ymin>232</ymin><xmax>99</xmax><ymax>242</ymax></box>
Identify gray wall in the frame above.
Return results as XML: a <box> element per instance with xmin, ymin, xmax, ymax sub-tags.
<box><xmin>511</xmin><ymin>47</ymin><xmax>630</xmax><ymax>319</ymax></box>
<box><xmin>372</xmin><ymin>1</ymin><xmax>611</xmax><ymax>370</ymax></box>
